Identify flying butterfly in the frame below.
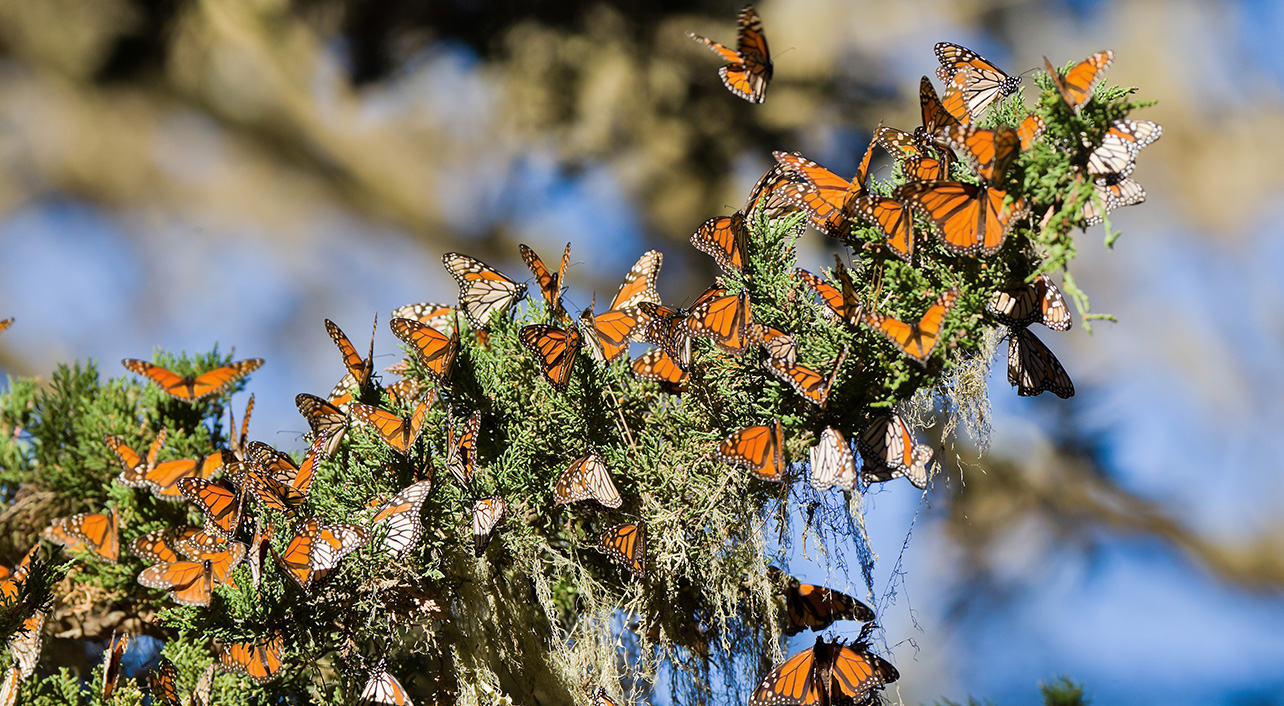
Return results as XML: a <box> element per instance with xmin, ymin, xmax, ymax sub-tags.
<box><xmin>1087</xmin><ymin>119</ymin><xmax>1162</xmax><ymax>178</ymax></box>
<box><xmin>631</xmin><ymin>348</ymin><xmax>688</xmax><ymax>393</ymax></box>
<box><xmin>688</xmin><ymin>5</ymin><xmax>772</xmax><ymax>104</ymax></box>
<box><xmin>858</xmin><ymin>413</ymin><xmax>933</xmax><ymax>488</ymax></box>
<box><xmin>122</xmin><ymin>358</ymin><xmax>263</xmax><ymax>403</ymax></box>
<box><xmin>390</xmin><ymin>316</ymin><xmax>459</xmax><ymax>385</ymax></box>
<box><xmin>42</xmin><ymin>510</ymin><xmax>119</xmax><ymax>563</ymax></box>
<box><xmin>935</xmin><ymin>42</ymin><xmax>1021</xmax><ymax>121</ymax></box>
<box><xmin>553</xmin><ymin>447</ymin><xmax>622</xmax><ymax>509</ymax></box>
<box><xmin>326</xmin><ymin>316</ymin><xmax>378</xmax><ymax>390</ymax></box>
<box><xmin>443</xmin><ymin>253</ymin><xmax>526</xmax><ymax>330</ymax></box>
<box><xmin>610</xmin><ymin>250</ymin><xmax>663</xmax><ymax>311</ymax></box>
<box><xmin>599</xmin><ymin>522</ymin><xmax>646</xmax><ymax>578</ymax></box>
<box><xmin>861</xmin><ymin>289</ymin><xmax>958</xmax><ymax>366</ymax></box>
<box><xmin>217</xmin><ymin>632</ymin><xmax>284</xmax><ymax>684</ymax></box>
<box><xmin>178</xmin><ymin>478</ymin><xmax>243</xmax><ymax>541</ymax></box>
<box><xmin>370</xmin><ymin>479</ymin><xmax>433</xmax><ymax>558</ymax></box>
<box><xmin>749</xmin><ymin>636</ymin><xmax>898</xmax><ymax>706</ymax></box>
<box><xmin>809</xmin><ymin>427</ymin><xmax>857</xmax><ymax>492</ymax></box>
<box><xmin>295</xmin><ymin>392</ymin><xmax>348</xmax><ymax>456</ymax></box>
<box><xmin>275</xmin><ymin>518</ymin><xmax>368</xmax><ymax>592</ymax></box>
<box><xmin>716</xmin><ymin>420</ymin><xmax>784</xmax><ymax>482</ymax></box>
<box><xmin>987</xmin><ymin>273</ymin><xmax>1072</xmax><ymax>331</ymax></box>
<box><xmin>351</xmin><ymin>391</ymin><xmax>435</xmax><ymax>457</ymax></box>
<box><xmin>764</xmin><ymin>346</ymin><xmax>848</xmax><ymax>408</ymax></box>
<box><xmin>520</xmin><ymin>242</ymin><xmax>572</xmax><ymax>320</ymax></box>
<box><xmin>773</xmin><ymin>145</ymin><xmax>875</xmax><ymax>238</ymax></box>
<box><xmin>472</xmin><ymin>496</ymin><xmax>507</xmax><ymax>557</ymax></box>
<box><xmin>519</xmin><ymin>323</ymin><xmax>582</xmax><ymax>392</ymax></box>
<box><xmin>1044</xmin><ymin>50</ymin><xmax>1113</xmax><ymax>113</ymax></box>
<box><xmin>691</xmin><ymin>211</ymin><xmax>749</xmax><ymax>275</ymax></box>
<box><xmin>446</xmin><ymin>408</ymin><xmax>482</xmax><ymax>487</ymax></box>
<box><xmin>357</xmin><ymin>659</ymin><xmax>413</xmax><ymax>706</ymax></box>
<box><xmin>1008</xmin><ymin>327</ymin><xmax>1075</xmax><ymax>398</ymax></box>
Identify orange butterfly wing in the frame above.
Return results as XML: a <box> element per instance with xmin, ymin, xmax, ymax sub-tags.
<box><xmin>1044</xmin><ymin>50</ymin><xmax>1113</xmax><ymax>113</ymax></box>
<box><xmin>145</xmin><ymin>456</ymin><xmax>221</xmax><ymax>502</ymax></box>
<box><xmin>581</xmin><ymin>305</ymin><xmax>647</xmax><ymax>364</ymax></box>
<box><xmin>599</xmin><ymin>522</ymin><xmax>646</xmax><ymax>578</ymax></box>
<box><xmin>830</xmin><ymin>643</ymin><xmax>899</xmax><ymax>702</ymax></box>
<box><xmin>351</xmin><ymin>396</ymin><xmax>432</xmax><ymax>456</ymax></box>
<box><xmin>683</xmin><ymin>292</ymin><xmax>751</xmax><ymax>355</ymax></box>
<box><xmin>854</xmin><ymin>196</ymin><xmax>915</xmax><ymax>263</ymax></box>
<box><xmin>610</xmin><ymin>250</ymin><xmax>662</xmax><ymax>310</ymax></box>
<box><xmin>218</xmin><ymin>632</ymin><xmax>284</xmax><ymax>683</ymax></box>
<box><xmin>519</xmin><ymin>324</ymin><xmax>582</xmax><ymax>392</ymax></box>
<box><xmin>691</xmin><ymin>213</ymin><xmax>748</xmax><ymax>274</ymax></box>
<box><xmin>390</xmin><ymin>316</ymin><xmax>458</xmax><ymax>384</ymax></box>
<box><xmin>716</xmin><ymin>420</ymin><xmax>784</xmax><ymax>481</ymax></box>
<box><xmin>862</xmin><ymin>289</ymin><xmax>959</xmax><ymax>365</ymax></box>
<box><xmin>178</xmin><ymin>478</ymin><xmax>243</xmax><ymax>541</ymax></box>
<box><xmin>631</xmin><ymin>349</ymin><xmax>688</xmax><ymax>392</ymax></box>
<box><xmin>774</xmin><ymin>152</ymin><xmax>859</xmax><ymax>237</ymax></box>
<box><xmin>326</xmin><ymin>317</ymin><xmax>376</xmax><ymax>389</ymax></box>
<box><xmin>941</xmin><ymin>124</ymin><xmax>1021</xmax><ymax>184</ymax></box>
<box><xmin>749</xmin><ymin>643</ymin><xmax>819</xmax><ymax>706</ymax></box>
<box><xmin>764</xmin><ymin>349</ymin><xmax>846</xmax><ymax>408</ymax></box>
<box><xmin>123</xmin><ymin>359</ymin><xmax>263</xmax><ymax>402</ymax></box>
<box><xmin>1018</xmin><ymin>114</ymin><xmax>1047</xmax><ymax>150</ymax></box>
<box><xmin>895</xmin><ymin>180</ymin><xmax>1026</xmax><ymax>256</ymax></box>
<box><xmin>138</xmin><ymin>560</ymin><xmax>213</xmax><ymax>606</ymax></box>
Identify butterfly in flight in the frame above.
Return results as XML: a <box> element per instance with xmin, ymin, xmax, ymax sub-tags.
<box><xmin>390</xmin><ymin>315</ymin><xmax>459</xmax><ymax>385</ymax></box>
<box><xmin>764</xmin><ymin>346</ymin><xmax>848</xmax><ymax>408</ymax></box>
<box><xmin>631</xmin><ymin>348</ymin><xmax>688</xmax><ymax>394</ymax></box>
<box><xmin>520</xmin><ymin>323</ymin><xmax>583</xmax><ymax>392</ymax></box>
<box><xmin>351</xmin><ymin>390</ymin><xmax>435</xmax><ymax>457</ymax></box>
<box><xmin>716</xmin><ymin>420</ymin><xmax>784</xmax><ymax>482</ymax></box>
<box><xmin>357</xmin><ymin>659</ymin><xmax>413</xmax><ymax>706</ymax></box>
<box><xmin>217</xmin><ymin>632</ymin><xmax>284</xmax><ymax>683</ymax></box>
<box><xmin>773</xmin><ymin>142</ymin><xmax>876</xmax><ymax>238</ymax></box>
<box><xmin>443</xmin><ymin>252</ymin><xmax>526</xmax><ymax>330</ymax></box>
<box><xmin>1044</xmin><ymin>50</ymin><xmax>1113</xmax><ymax>113</ymax></box>
<box><xmin>446</xmin><ymin>408</ymin><xmax>482</xmax><ymax>487</ymax></box>
<box><xmin>688</xmin><ymin>6</ymin><xmax>772</xmax><ymax>103</ymax></box>
<box><xmin>296</xmin><ymin>392</ymin><xmax>348</xmax><ymax>457</ymax></box>
<box><xmin>0</xmin><ymin>318</ymin><xmax>11</xmax><ymax>334</ymax></box>
<box><xmin>936</xmin><ymin>42</ymin><xmax>1022</xmax><ymax>122</ymax></box>
<box><xmin>520</xmin><ymin>242</ymin><xmax>572</xmax><ymax>321</ymax></box>
<box><xmin>122</xmin><ymin>358</ymin><xmax>263</xmax><ymax>403</ymax></box>
<box><xmin>370</xmin><ymin>479</ymin><xmax>433</xmax><ymax>559</ymax></box>
<box><xmin>809</xmin><ymin>427</ymin><xmax>857</xmax><ymax>492</ymax></box>
<box><xmin>42</xmin><ymin>510</ymin><xmax>119</xmax><ymax>563</ymax></box>
<box><xmin>767</xmin><ymin>566</ymin><xmax>875</xmax><ymax>635</ymax></box>
<box><xmin>554</xmin><ymin>447</ymin><xmax>623</xmax><ymax>509</ymax></box>
<box><xmin>749</xmin><ymin>635</ymin><xmax>898</xmax><ymax>706</ymax></box>
<box><xmin>862</xmin><ymin>289</ymin><xmax>958</xmax><ymax>366</ymax></box>
<box><xmin>472</xmin><ymin>496</ymin><xmax>507</xmax><ymax>557</ymax></box>
<box><xmin>858</xmin><ymin>413</ymin><xmax>933</xmax><ymax>488</ymax></box>
<box><xmin>1008</xmin><ymin>327</ymin><xmax>1075</xmax><ymax>398</ymax></box>
<box><xmin>599</xmin><ymin>521</ymin><xmax>646</xmax><ymax>578</ymax></box>
<box><xmin>987</xmin><ymin>273</ymin><xmax>1072</xmax><ymax>331</ymax></box>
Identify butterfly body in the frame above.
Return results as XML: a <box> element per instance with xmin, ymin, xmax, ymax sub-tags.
<box><xmin>717</xmin><ymin>420</ymin><xmax>784</xmax><ymax>482</ymax></box>
<box><xmin>935</xmin><ymin>42</ymin><xmax>1021</xmax><ymax>121</ymax></box>
<box><xmin>520</xmin><ymin>324</ymin><xmax>582</xmax><ymax>392</ymax></box>
<box><xmin>858</xmin><ymin>413</ymin><xmax>933</xmax><ymax>488</ymax></box>
<box><xmin>122</xmin><ymin>358</ymin><xmax>263</xmax><ymax>403</ymax></box>
<box><xmin>750</xmin><ymin>636</ymin><xmax>898</xmax><ymax>706</ymax></box>
<box><xmin>599</xmin><ymin>522</ymin><xmax>646</xmax><ymax>578</ymax></box>
<box><xmin>689</xmin><ymin>6</ymin><xmax>772</xmax><ymax>103</ymax></box>
<box><xmin>218</xmin><ymin>632</ymin><xmax>284</xmax><ymax>683</ymax></box>
<box><xmin>352</xmin><ymin>392</ymin><xmax>434</xmax><ymax>457</ymax></box>
<box><xmin>443</xmin><ymin>253</ymin><xmax>526</xmax><ymax>329</ymax></box>
<box><xmin>554</xmin><ymin>447</ymin><xmax>622</xmax><ymax>509</ymax></box>
<box><xmin>1008</xmin><ymin>327</ymin><xmax>1075</xmax><ymax>398</ymax></box>
<box><xmin>371</xmin><ymin>479</ymin><xmax>433</xmax><ymax>558</ymax></box>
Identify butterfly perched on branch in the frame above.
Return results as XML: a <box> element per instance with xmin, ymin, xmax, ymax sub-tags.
<box><xmin>749</xmin><ymin>635</ymin><xmax>898</xmax><ymax>706</ymax></box>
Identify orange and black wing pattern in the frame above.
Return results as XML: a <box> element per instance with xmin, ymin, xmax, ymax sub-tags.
<box><xmin>688</xmin><ymin>6</ymin><xmax>772</xmax><ymax>103</ymax></box>
<box><xmin>1044</xmin><ymin>50</ymin><xmax>1113</xmax><ymax>113</ymax></box>
<box><xmin>390</xmin><ymin>316</ymin><xmax>458</xmax><ymax>384</ymax></box>
<box><xmin>122</xmin><ymin>359</ymin><xmax>263</xmax><ymax>403</ymax></box>
<box><xmin>773</xmin><ymin>152</ymin><xmax>860</xmax><ymax>237</ymax></box>
<box><xmin>854</xmin><ymin>195</ymin><xmax>915</xmax><ymax>262</ymax></box>
<box><xmin>218</xmin><ymin>632</ymin><xmax>284</xmax><ymax>683</ymax></box>
<box><xmin>599</xmin><ymin>522</ymin><xmax>646</xmax><ymax>578</ymax></box>
<box><xmin>941</xmin><ymin>124</ymin><xmax>1021</xmax><ymax>184</ymax></box>
<box><xmin>861</xmin><ymin>290</ymin><xmax>958</xmax><ymax>366</ymax></box>
<box><xmin>715</xmin><ymin>420</ymin><xmax>783</xmax><ymax>482</ymax></box>
<box><xmin>137</xmin><ymin>559</ymin><xmax>213</xmax><ymax>607</ymax></box>
<box><xmin>443</xmin><ymin>252</ymin><xmax>527</xmax><ymax>330</ymax></box>
<box><xmin>691</xmin><ymin>212</ymin><xmax>749</xmax><ymax>275</ymax></box>
<box><xmin>519</xmin><ymin>324</ymin><xmax>582</xmax><ymax>392</ymax></box>
<box><xmin>326</xmin><ymin>316</ymin><xmax>377</xmax><ymax>389</ymax></box>
<box><xmin>149</xmin><ymin>658</ymin><xmax>182</xmax><ymax>706</ymax></box>
<box><xmin>683</xmin><ymin>291</ymin><xmax>751</xmax><ymax>355</ymax></box>
<box><xmin>42</xmin><ymin>511</ymin><xmax>119</xmax><ymax>563</ymax></box>
<box><xmin>894</xmin><ymin>180</ymin><xmax>1026</xmax><ymax>256</ymax></box>
<box><xmin>749</xmin><ymin>640</ymin><xmax>819</xmax><ymax>706</ymax></box>
<box><xmin>351</xmin><ymin>393</ymin><xmax>432</xmax><ymax>456</ymax></box>
<box><xmin>764</xmin><ymin>353</ymin><xmax>846</xmax><ymax>408</ymax></box>
<box><xmin>782</xmin><ymin>577</ymin><xmax>876</xmax><ymax>635</ymax></box>
<box><xmin>631</xmin><ymin>349</ymin><xmax>688</xmax><ymax>393</ymax></box>
<box><xmin>520</xmin><ymin>242</ymin><xmax>572</xmax><ymax>318</ymax></box>
<box><xmin>581</xmin><ymin>305</ymin><xmax>648</xmax><ymax>364</ymax></box>
<box><xmin>178</xmin><ymin>478</ymin><xmax>243</xmax><ymax>541</ymax></box>
<box><xmin>987</xmin><ymin>273</ymin><xmax>1072</xmax><ymax>331</ymax></box>
<box><xmin>610</xmin><ymin>250</ymin><xmax>662</xmax><ymax>310</ymax></box>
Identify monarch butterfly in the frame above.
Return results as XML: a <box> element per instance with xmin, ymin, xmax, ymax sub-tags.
<box><xmin>385</xmin><ymin>374</ymin><xmax>426</xmax><ymax>410</ymax></box>
<box><xmin>809</xmin><ymin>427</ymin><xmax>857</xmax><ymax>492</ymax></box>
<box><xmin>987</xmin><ymin>273</ymin><xmax>1071</xmax><ymax>331</ymax></box>
<box><xmin>855</xmin><ymin>194</ymin><xmax>916</xmax><ymax>263</ymax></box>
<box><xmin>327</xmin><ymin>371</ymin><xmax>359</xmax><ymax>410</ymax></box>
<box><xmin>446</xmin><ymin>408</ymin><xmax>482</xmax><ymax>487</ymax></box>
<box><xmin>226</xmin><ymin>393</ymin><xmax>255</xmax><ymax>460</ymax></box>
<box><xmin>767</xmin><ymin>567</ymin><xmax>876</xmax><ymax>635</ymax></box>
<box><xmin>1082</xmin><ymin>172</ymin><xmax>1146</xmax><ymax>226</ymax></box>
<box><xmin>773</xmin><ymin>146</ymin><xmax>874</xmax><ymax>238</ymax></box>
<box><xmin>749</xmin><ymin>636</ymin><xmax>898</xmax><ymax>706</ymax></box>
<box><xmin>247</xmin><ymin>517</ymin><xmax>271</xmax><ymax>589</ymax></box>
<box><xmin>122</xmin><ymin>358</ymin><xmax>263</xmax><ymax>403</ymax></box>
<box><xmin>862</xmin><ymin>289</ymin><xmax>958</xmax><ymax>366</ymax></box>
<box><xmin>357</xmin><ymin>659</ymin><xmax>412</xmax><ymax>706</ymax></box>
<box><xmin>935</xmin><ymin>42</ymin><xmax>1021</xmax><ymax>120</ymax></box>
<box><xmin>795</xmin><ymin>267</ymin><xmax>862</xmax><ymax>324</ymax></box>
<box><xmin>275</xmin><ymin>518</ymin><xmax>368</xmax><ymax>592</ymax></box>
<box><xmin>688</xmin><ymin>5</ymin><xmax>772</xmax><ymax>104</ymax></box>
<box><xmin>390</xmin><ymin>301</ymin><xmax>457</xmax><ymax>335</ymax></box>
<box><xmin>296</xmin><ymin>392</ymin><xmax>348</xmax><ymax>457</ymax></box>
<box><xmin>631</xmin><ymin>349</ymin><xmax>688</xmax><ymax>393</ymax></box>
<box><xmin>1044</xmin><ymin>50</ymin><xmax>1113</xmax><ymax>113</ymax></box>
<box><xmin>217</xmin><ymin>631</ymin><xmax>284</xmax><ymax>683</ymax></box>
<box><xmin>580</xmin><ymin>304</ymin><xmax>650</xmax><ymax>365</ymax></box>
<box><xmin>599</xmin><ymin>522</ymin><xmax>646</xmax><ymax>578</ymax></box>
<box><xmin>178</xmin><ymin>478</ymin><xmax>243</xmax><ymax>541</ymax></box>
<box><xmin>743</xmin><ymin>162</ymin><xmax>808</xmax><ymax>224</ymax></box>
<box><xmin>764</xmin><ymin>346</ymin><xmax>848</xmax><ymax>408</ymax></box>
<box><xmin>875</xmin><ymin>126</ymin><xmax>949</xmax><ymax>181</ymax></box>
<box><xmin>472</xmin><ymin>496</ymin><xmax>507</xmax><ymax>557</ymax></box>
<box><xmin>1008</xmin><ymin>327</ymin><xmax>1075</xmax><ymax>398</ymax></box>
<box><xmin>639</xmin><ymin>302</ymin><xmax>693</xmax><ymax>371</ymax></box>
<box><xmin>109</xmin><ymin>431</ymin><xmax>222</xmax><ymax>502</ymax></box>
<box><xmin>691</xmin><ymin>212</ymin><xmax>749</xmax><ymax>275</ymax></box>
<box><xmin>683</xmin><ymin>291</ymin><xmax>752</xmax><ymax>356</ymax></box>
<box><xmin>370</xmin><ymin>479</ymin><xmax>432</xmax><ymax>558</ymax></box>
<box><xmin>895</xmin><ymin>176</ymin><xmax>1027</xmax><ymax>256</ymax></box>
<box><xmin>917</xmin><ymin>74</ymin><xmax>964</xmax><ymax>135</ymax></box>
<box><xmin>182</xmin><ymin>538</ymin><xmax>247</xmax><ymax>585</ymax></box>
<box><xmin>107</xmin><ymin>428</ymin><xmax>166</xmax><ymax>486</ymax></box>
<box><xmin>716</xmin><ymin>420</ymin><xmax>783</xmax><ymax>482</ymax></box>
<box><xmin>351</xmin><ymin>391</ymin><xmax>435</xmax><ymax>457</ymax></box>
<box><xmin>443</xmin><ymin>252</ymin><xmax>526</xmax><ymax>330</ymax></box>
<box><xmin>610</xmin><ymin>250</ymin><xmax>663</xmax><ymax>311</ymax></box>
<box><xmin>7</xmin><ymin>603</ymin><xmax>46</xmax><ymax>681</ymax></box>
<box><xmin>1018</xmin><ymin>114</ymin><xmax>1047</xmax><ymax>151</ymax></box>
<box><xmin>326</xmin><ymin>316</ymin><xmax>378</xmax><ymax>390</ymax></box>
<box><xmin>592</xmin><ymin>688</ymin><xmax>622</xmax><ymax>706</ymax></box>
<box><xmin>0</xmin><ymin>547</ymin><xmax>39</xmax><ymax>602</ymax></box>
<box><xmin>519</xmin><ymin>324</ymin><xmax>582</xmax><ymax>392</ymax></box>
<box><xmin>940</xmin><ymin>124</ymin><xmax>1021</xmax><ymax>185</ymax></box>
<box><xmin>138</xmin><ymin>559</ymin><xmax>214</xmax><ymax>606</ymax></box>
<box><xmin>1086</xmin><ymin>120</ymin><xmax>1162</xmax><ymax>178</ymax></box>
<box><xmin>858</xmin><ymin>413</ymin><xmax>932</xmax><ymax>488</ymax></box>
<box><xmin>554</xmin><ymin>447</ymin><xmax>622</xmax><ymax>509</ymax></box>
<box><xmin>520</xmin><ymin>242</ymin><xmax>572</xmax><ymax>320</ymax></box>
<box><xmin>390</xmin><ymin>316</ymin><xmax>459</xmax><ymax>385</ymax></box>
<box><xmin>130</xmin><ymin>527</ymin><xmax>201</xmax><ymax>564</ymax></box>
<box><xmin>242</xmin><ymin>436</ymin><xmax>327</xmax><ymax>509</ymax></box>
<box><xmin>0</xmin><ymin>318</ymin><xmax>10</xmax><ymax>333</ymax></box>
<box><xmin>750</xmin><ymin>323</ymin><xmax>796</xmax><ymax>366</ymax></box>
<box><xmin>149</xmin><ymin>658</ymin><xmax>182</xmax><ymax>706</ymax></box>
<box><xmin>42</xmin><ymin>510</ymin><xmax>119</xmax><ymax>563</ymax></box>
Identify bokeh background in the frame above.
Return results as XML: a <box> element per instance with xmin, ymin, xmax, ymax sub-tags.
<box><xmin>2</xmin><ymin>0</ymin><xmax>1283</xmax><ymax>703</ymax></box>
